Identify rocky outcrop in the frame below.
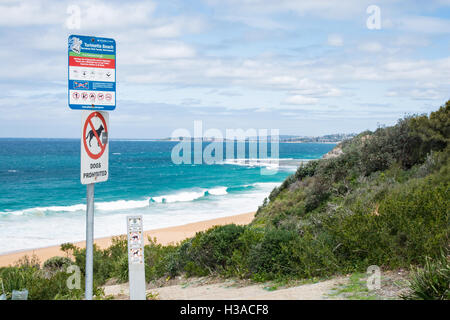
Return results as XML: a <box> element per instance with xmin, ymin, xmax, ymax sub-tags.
<box><xmin>322</xmin><ymin>145</ymin><xmax>343</xmax><ymax>159</ymax></box>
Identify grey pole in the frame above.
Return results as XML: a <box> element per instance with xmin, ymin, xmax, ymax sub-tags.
<box><xmin>85</xmin><ymin>183</ymin><xmax>95</xmax><ymax>300</ymax></box>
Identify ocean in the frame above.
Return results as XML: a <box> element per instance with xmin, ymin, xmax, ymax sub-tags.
<box><xmin>0</xmin><ymin>139</ymin><xmax>335</xmax><ymax>254</ymax></box>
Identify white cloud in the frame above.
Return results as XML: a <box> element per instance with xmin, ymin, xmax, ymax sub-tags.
<box><xmin>81</xmin><ymin>2</ymin><xmax>155</xmax><ymax>29</ymax></box>
<box><xmin>221</xmin><ymin>14</ymin><xmax>288</xmax><ymax>30</ymax></box>
<box><xmin>123</xmin><ymin>42</ymin><xmax>196</xmax><ymax>61</ymax></box>
<box><xmin>410</xmin><ymin>88</ymin><xmax>442</xmax><ymax>100</ymax></box>
<box><xmin>283</xmin><ymin>95</ymin><xmax>318</xmax><ymax>105</ymax></box>
<box><xmin>1</xmin><ymin>0</ymin><xmax>450</xmax><ymax>135</ymax></box>
<box><xmin>386</xmin><ymin>91</ymin><xmax>398</xmax><ymax>97</ymax></box>
<box><xmin>393</xmin><ymin>36</ymin><xmax>430</xmax><ymax>48</ymax></box>
<box><xmin>0</xmin><ymin>0</ymin><xmax>64</xmax><ymax>26</ymax></box>
<box><xmin>0</xmin><ymin>0</ymin><xmax>156</xmax><ymax>28</ymax></box>
<box><xmin>358</xmin><ymin>42</ymin><xmax>383</xmax><ymax>52</ymax></box>
<box><xmin>205</xmin><ymin>0</ymin><xmax>371</xmax><ymax>20</ymax></box>
<box><xmin>323</xmin><ymin>88</ymin><xmax>342</xmax><ymax>97</ymax></box>
<box><xmin>396</xmin><ymin>15</ymin><xmax>450</xmax><ymax>34</ymax></box>
<box><xmin>327</xmin><ymin>34</ymin><xmax>343</xmax><ymax>47</ymax></box>
<box><xmin>145</xmin><ymin>17</ymin><xmax>206</xmax><ymax>38</ymax></box>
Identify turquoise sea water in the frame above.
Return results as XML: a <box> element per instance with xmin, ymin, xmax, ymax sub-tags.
<box><xmin>0</xmin><ymin>139</ymin><xmax>335</xmax><ymax>253</ymax></box>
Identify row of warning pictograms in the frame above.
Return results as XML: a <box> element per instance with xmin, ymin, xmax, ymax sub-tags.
<box><xmin>71</xmin><ymin>91</ymin><xmax>114</xmax><ymax>104</ymax></box>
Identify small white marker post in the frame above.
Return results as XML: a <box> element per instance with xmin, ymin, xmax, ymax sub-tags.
<box><xmin>127</xmin><ymin>215</ymin><xmax>146</xmax><ymax>300</ymax></box>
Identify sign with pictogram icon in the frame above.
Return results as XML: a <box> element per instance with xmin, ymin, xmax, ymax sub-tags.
<box><xmin>69</xmin><ymin>35</ymin><xmax>116</xmax><ymax>300</ymax></box>
<box><xmin>68</xmin><ymin>35</ymin><xmax>116</xmax><ymax>110</ymax></box>
<box><xmin>81</xmin><ymin>111</ymin><xmax>109</xmax><ymax>184</ymax></box>
<box><xmin>127</xmin><ymin>215</ymin><xmax>146</xmax><ymax>300</ymax></box>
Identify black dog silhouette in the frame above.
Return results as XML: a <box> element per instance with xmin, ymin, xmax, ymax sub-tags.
<box><xmin>86</xmin><ymin>124</ymin><xmax>104</xmax><ymax>147</ymax></box>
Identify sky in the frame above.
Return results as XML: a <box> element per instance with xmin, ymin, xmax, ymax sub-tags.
<box><xmin>0</xmin><ymin>0</ymin><xmax>449</xmax><ymax>139</ymax></box>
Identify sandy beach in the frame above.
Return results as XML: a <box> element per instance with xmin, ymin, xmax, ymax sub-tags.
<box><xmin>0</xmin><ymin>212</ymin><xmax>255</xmax><ymax>267</ymax></box>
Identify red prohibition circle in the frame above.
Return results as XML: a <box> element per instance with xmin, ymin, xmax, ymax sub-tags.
<box><xmin>83</xmin><ymin>112</ymin><xmax>108</xmax><ymax>160</ymax></box>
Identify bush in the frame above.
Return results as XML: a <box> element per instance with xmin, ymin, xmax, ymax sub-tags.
<box><xmin>248</xmin><ymin>228</ymin><xmax>298</xmax><ymax>280</ymax></box>
<box><xmin>304</xmin><ymin>177</ymin><xmax>330</xmax><ymax>212</ymax></box>
<box><xmin>287</xmin><ymin>231</ymin><xmax>341</xmax><ymax>278</ymax></box>
<box><xmin>183</xmin><ymin>224</ymin><xmax>246</xmax><ymax>275</ymax></box>
<box><xmin>144</xmin><ymin>238</ymin><xmax>178</xmax><ymax>281</ymax></box>
<box><xmin>324</xmin><ymin>176</ymin><xmax>449</xmax><ymax>268</ymax></box>
<box><xmin>60</xmin><ymin>236</ymin><xmax>128</xmax><ymax>285</ymax></box>
<box><xmin>43</xmin><ymin>256</ymin><xmax>73</xmax><ymax>274</ymax></box>
<box><xmin>403</xmin><ymin>252</ymin><xmax>450</xmax><ymax>300</ymax></box>
<box><xmin>229</xmin><ymin>227</ymin><xmax>265</xmax><ymax>278</ymax></box>
<box><xmin>0</xmin><ymin>261</ymin><xmax>84</xmax><ymax>300</ymax></box>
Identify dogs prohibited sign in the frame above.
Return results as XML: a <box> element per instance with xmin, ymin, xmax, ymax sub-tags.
<box><xmin>81</xmin><ymin>111</ymin><xmax>109</xmax><ymax>184</ymax></box>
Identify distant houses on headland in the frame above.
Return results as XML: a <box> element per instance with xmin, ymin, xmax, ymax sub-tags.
<box><xmin>162</xmin><ymin>133</ymin><xmax>356</xmax><ymax>143</ymax></box>
<box><xmin>279</xmin><ymin>133</ymin><xmax>357</xmax><ymax>143</ymax></box>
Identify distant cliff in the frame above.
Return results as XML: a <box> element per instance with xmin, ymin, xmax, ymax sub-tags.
<box><xmin>321</xmin><ymin>144</ymin><xmax>343</xmax><ymax>159</ymax></box>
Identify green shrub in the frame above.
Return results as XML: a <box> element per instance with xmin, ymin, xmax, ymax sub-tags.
<box><xmin>287</xmin><ymin>231</ymin><xmax>341</xmax><ymax>278</ymax></box>
<box><xmin>0</xmin><ymin>261</ymin><xmax>84</xmax><ymax>300</ymax></box>
<box><xmin>43</xmin><ymin>256</ymin><xmax>73</xmax><ymax>274</ymax></box>
<box><xmin>13</xmin><ymin>255</ymin><xmax>40</xmax><ymax>269</ymax></box>
<box><xmin>112</xmin><ymin>254</ymin><xmax>129</xmax><ymax>283</ymax></box>
<box><xmin>324</xmin><ymin>177</ymin><xmax>449</xmax><ymax>268</ymax></box>
<box><xmin>229</xmin><ymin>227</ymin><xmax>265</xmax><ymax>278</ymax></box>
<box><xmin>143</xmin><ymin>238</ymin><xmax>179</xmax><ymax>281</ymax></box>
<box><xmin>248</xmin><ymin>228</ymin><xmax>298</xmax><ymax>280</ymax></box>
<box><xmin>304</xmin><ymin>177</ymin><xmax>330</xmax><ymax>212</ymax></box>
<box><xmin>185</xmin><ymin>224</ymin><xmax>246</xmax><ymax>275</ymax></box>
<box><xmin>294</xmin><ymin>160</ymin><xmax>319</xmax><ymax>181</ymax></box>
<box><xmin>60</xmin><ymin>236</ymin><xmax>129</xmax><ymax>285</ymax></box>
<box><xmin>403</xmin><ymin>252</ymin><xmax>450</xmax><ymax>300</ymax></box>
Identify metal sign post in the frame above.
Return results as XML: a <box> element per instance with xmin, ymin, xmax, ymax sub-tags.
<box><xmin>80</xmin><ymin>111</ymin><xmax>109</xmax><ymax>300</ymax></box>
<box><xmin>85</xmin><ymin>183</ymin><xmax>95</xmax><ymax>300</ymax></box>
<box><xmin>68</xmin><ymin>35</ymin><xmax>116</xmax><ymax>300</ymax></box>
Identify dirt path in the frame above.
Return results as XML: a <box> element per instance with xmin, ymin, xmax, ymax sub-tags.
<box><xmin>103</xmin><ymin>270</ymin><xmax>410</xmax><ymax>300</ymax></box>
<box><xmin>103</xmin><ymin>276</ymin><xmax>348</xmax><ymax>300</ymax></box>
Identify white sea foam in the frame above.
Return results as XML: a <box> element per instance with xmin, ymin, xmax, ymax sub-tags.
<box><xmin>0</xmin><ymin>200</ymin><xmax>151</xmax><ymax>216</ymax></box>
<box><xmin>150</xmin><ymin>186</ymin><xmax>231</xmax><ymax>203</ymax></box>
<box><xmin>220</xmin><ymin>158</ymin><xmax>309</xmax><ymax>172</ymax></box>
<box><xmin>0</xmin><ymin>204</ymin><xmax>86</xmax><ymax>216</ymax></box>
<box><xmin>0</xmin><ymin>181</ymin><xmax>281</xmax><ymax>254</ymax></box>
<box><xmin>95</xmin><ymin>199</ymin><xmax>149</xmax><ymax>211</ymax></box>
<box><xmin>251</xmin><ymin>182</ymin><xmax>282</xmax><ymax>189</ymax></box>
<box><xmin>222</xmin><ymin>158</ymin><xmax>291</xmax><ymax>166</ymax></box>
<box><xmin>207</xmin><ymin>187</ymin><xmax>228</xmax><ymax>196</ymax></box>
<box><xmin>150</xmin><ymin>191</ymin><xmax>205</xmax><ymax>203</ymax></box>
<box><xmin>0</xmin><ymin>184</ymin><xmax>271</xmax><ymax>217</ymax></box>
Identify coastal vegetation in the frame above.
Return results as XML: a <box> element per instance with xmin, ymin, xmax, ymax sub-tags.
<box><xmin>1</xmin><ymin>101</ymin><xmax>448</xmax><ymax>300</ymax></box>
